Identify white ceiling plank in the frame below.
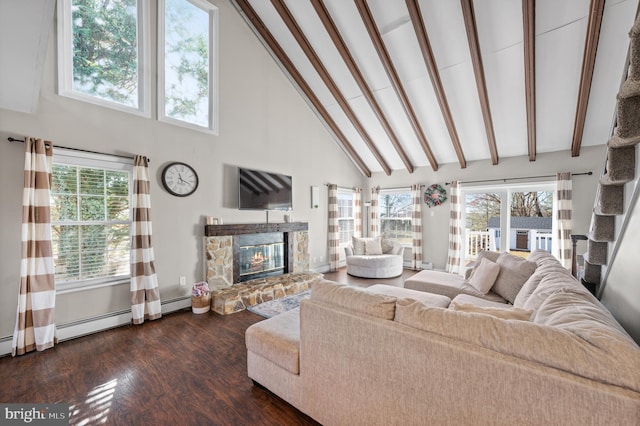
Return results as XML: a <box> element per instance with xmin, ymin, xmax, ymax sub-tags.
<box><xmin>536</xmin><ymin>18</ymin><xmax>588</xmax><ymax>153</ymax></box>
<box><xmin>583</xmin><ymin>0</ymin><xmax>640</xmax><ymax>147</ymax></box>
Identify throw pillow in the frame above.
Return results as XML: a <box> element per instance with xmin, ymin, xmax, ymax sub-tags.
<box><xmin>449</xmin><ymin>301</ymin><xmax>533</xmax><ymax>321</ymax></box>
<box><xmin>468</xmin><ymin>250</ymin><xmax>501</xmax><ymax>278</ymax></box>
<box><xmin>381</xmin><ymin>237</ymin><xmax>394</xmax><ymax>254</ymax></box>
<box><xmin>352</xmin><ymin>236</ymin><xmax>366</xmax><ymax>255</ymax></box>
<box><xmin>365</xmin><ymin>237</ymin><xmax>383</xmax><ymax>255</ymax></box>
<box><xmin>468</xmin><ymin>258</ymin><xmax>500</xmax><ymax>294</ymax></box>
<box><xmin>492</xmin><ymin>253</ymin><xmax>537</xmax><ymax>304</ymax></box>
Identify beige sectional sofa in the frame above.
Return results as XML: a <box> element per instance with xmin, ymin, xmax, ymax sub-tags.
<box><xmin>245</xmin><ymin>250</ymin><xmax>640</xmax><ymax>425</ymax></box>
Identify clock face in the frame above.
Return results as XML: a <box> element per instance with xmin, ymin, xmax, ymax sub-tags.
<box><xmin>162</xmin><ymin>162</ymin><xmax>199</xmax><ymax>197</ymax></box>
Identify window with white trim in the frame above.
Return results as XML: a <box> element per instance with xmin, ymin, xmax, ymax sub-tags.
<box><xmin>158</xmin><ymin>0</ymin><xmax>218</xmax><ymax>132</ymax></box>
<box><xmin>51</xmin><ymin>151</ymin><xmax>133</xmax><ymax>291</ymax></box>
<box><xmin>57</xmin><ymin>0</ymin><xmax>219</xmax><ymax>133</ymax></box>
<box><xmin>57</xmin><ymin>0</ymin><xmax>150</xmax><ymax>115</ymax></box>
<box><xmin>379</xmin><ymin>189</ymin><xmax>412</xmax><ymax>245</ymax></box>
<box><xmin>337</xmin><ymin>189</ymin><xmax>355</xmax><ymax>244</ymax></box>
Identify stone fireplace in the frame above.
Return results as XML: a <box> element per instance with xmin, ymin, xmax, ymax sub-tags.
<box><xmin>204</xmin><ymin>222</ymin><xmax>309</xmax><ymax>290</ymax></box>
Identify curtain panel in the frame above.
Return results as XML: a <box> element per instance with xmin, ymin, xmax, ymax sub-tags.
<box><xmin>411</xmin><ymin>184</ymin><xmax>422</xmax><ymax>270</ymax></box>
<box><xmin>131</xmin><ymin>155</ymin><xmax>162</xmax><ymax>324</ymax></box>
<box><xmin>12</xmin><ymin>137</ymin><xmax>56</xmax><ymax>356</ymax></box>
<box><xmin>555</xmin><ymin>172</ymin><xmax>573</xmax><ymax>269</ymax></box>
<box><xmin>328</xmin><ymin>184</ymin><xmax>339</xmax><ymax>271</ymax></box>
<box><xmin>446</xmin><ymin>181</ymin><xmax>462</xmax><ymax>274</ymax></box>
<box><xmin>370</xmin><ymin>187</ymin><xmax>380</xmax><ymax>237</ymax></box>
<box><xmin>354</xmin><ymin>187</ymin><xmax>362</xmax><ymax>238</ymax></box>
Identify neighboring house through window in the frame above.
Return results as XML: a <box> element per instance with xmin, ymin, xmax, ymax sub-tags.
<box><xmin>379</xmin><ymin>189</ymin><xmax>412</xmax><ymax>245</ymax></box>
<box><xmin>51</xmin><ymin>150</ymin><xmax>133</xmax><ymax>292</ymax></box>
<box><xmin>57</xmin><ymin>0</ymin><xmax>218</xmax><ymax>133</ymax></box>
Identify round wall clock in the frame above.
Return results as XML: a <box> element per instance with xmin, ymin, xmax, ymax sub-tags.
<box><xmin>161</xmin><ymin>162</ymin><xmax>199</xmax><ymax>197</ymax></box>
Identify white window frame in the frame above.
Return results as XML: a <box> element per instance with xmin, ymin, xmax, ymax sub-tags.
<box><xmin>52</xmin><ymin>149</ymin><xmax>134</xmax><ymax>294</ymax></box>
<box><xmin>337</xmin><ymin>188</ymin><xmax>355</xmax><ymax>246</ymax></box>
<box><xmin>461</xmin><ymin>182</ymin><xmax>556</xmax><ymax>265</ymax></box>
<box><xmin>157</xmin><ymin>0</ymin><xmax>219</xmax><ymax>134</ymax></box>
<box><xmin>56</xmin><ymin>0</ymin><xmax>151</xmax><ymax>117</ymax></box>
<box><xmin>378</xmin><ymin>188</ymin><xmax>412</xmax><ymax>246</ymax></box>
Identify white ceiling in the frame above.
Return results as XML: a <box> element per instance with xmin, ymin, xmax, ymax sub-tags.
<box><xmin>236</xmin><ymin>0</ymin><xmax>639</xmax><ymax>176</ymax></box>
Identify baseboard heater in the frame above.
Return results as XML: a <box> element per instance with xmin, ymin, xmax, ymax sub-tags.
<box><xmin>0</xmin><ymin>296</ymin><xmax>191</xmax><ymax>357</ymax></box>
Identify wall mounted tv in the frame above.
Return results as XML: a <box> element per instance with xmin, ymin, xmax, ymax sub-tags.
<box><xmin>238</xmin><ymin>167</ymin><xmax>293</xmax><ymax>211</ymax></box>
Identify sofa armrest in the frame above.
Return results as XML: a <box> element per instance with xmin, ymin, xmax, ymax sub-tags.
<box><xmin>389</xmin><ymin>241</ymin><xmax>404</xmax><ymax>256</ymax></box>
<box><xmin>344</xmin><ymin>244</ymin><xmax>354</xmax><ymax>257</ymax></box>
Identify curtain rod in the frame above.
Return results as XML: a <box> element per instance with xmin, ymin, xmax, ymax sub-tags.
<box><xmin>444</xmin><ymin>172</ymin><xmax>592</xmax><ymax>186</ymax></box>
<box><xmin>7</xmin><ymin>137</ymin><xmax>149</xmax><ymax>163</ymax></box>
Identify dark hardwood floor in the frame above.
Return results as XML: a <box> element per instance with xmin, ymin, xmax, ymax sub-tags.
<box><xmin>0</xmin><ymin>267</ymin><xmax>418</xmax><ymax>425</ymax></box>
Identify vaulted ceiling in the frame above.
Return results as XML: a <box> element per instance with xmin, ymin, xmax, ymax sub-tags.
<box><xmin>234</xmin><ymin>0</ymin><xmax>639</xmax><ymax>177</ymax></box>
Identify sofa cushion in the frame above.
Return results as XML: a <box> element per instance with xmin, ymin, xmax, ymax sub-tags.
<box><xmin>365</xmin><ymin>284</ymin><xmax>451</xmax><ymax>308</ymax></box>
<box><xmin>451</xmin><ymin>294</ymin><xmax>509</xmax><ymax>309</ymax></box>
<box><xmin>311</xmin><ymin>280</ymin><xmax>397</xmax><ymax>320</ymax></box>
<box><xmin>468</xmin><ymin>258</ymin><xmax>500</xmax><ymax>294</ymax></box>
<box><xmin>450</xmin><ymin>300</ymin><xmax>533</xmax><ymax>321</ymax></box>
<box><xmin>522</xmin><ymin>271</ymin><xmax>582</xmax><ymax>312</ymax></box>
<box><xmin>404</xmin><ymin>270</ymin><xmax>507</xmax><ymax>303</ymax></box>
<box><xmin>394</xmin><ymin>299</ymin><xmax>640</xmax><ymax>393</ymax></box>
<box><xmin>245</xmin><ymin>307</ymin><xmax>301</xmax><ymax>374</ymax></box>
<box><xmin>492</xmin><ymin>253</ymin><xmax>537</xmax><ymax>304</ymax></box>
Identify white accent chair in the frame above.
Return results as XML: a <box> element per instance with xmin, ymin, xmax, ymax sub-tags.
<box><xmin>345</xmin><ymin>239</ymin><xmax>404</xmax><ymax>278</ymax></box>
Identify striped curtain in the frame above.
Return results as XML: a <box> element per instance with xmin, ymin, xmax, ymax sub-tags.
<box><xmin>328</xmin><ymin>184</ymin><xmax>339</xmax><ymax>271</ymax></box>
<box><xmin>411</xmin><ymin>184</ymin><xmax>422</xmax><ymax>270</ymax></box>
<box><xmin>555</xmin><ymin>172</ymin><xmax>572</xmax><ymax>269</ymax></box>
<box><xmin>370</xmin><ymin>186</ymin><xmax>380</xmax><ymax>237</ymax></box>
<box><xmin>131</xmin><ymin>155</ymin><xmax>162</xmax><ymax>325</ymax></box>
<box><xmin>12</xmin><ymin>137</ymin><xmax>56</xmax><ymax>356</ymax></box>
<box><xmin>354</xmin><ymin>187</ymin><xmax>362</xmax><ymax>238</ymax></box>
<box><xmin>446</xmin><ymin>181</ymin><xmax>462</xmax><ymax>274</ymax></box>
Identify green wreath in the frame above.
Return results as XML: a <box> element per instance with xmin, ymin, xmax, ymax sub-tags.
<box><xmin>424</xmin><ymin>184</ymin><xmax>447</xmax><ymax>208</ymax></box>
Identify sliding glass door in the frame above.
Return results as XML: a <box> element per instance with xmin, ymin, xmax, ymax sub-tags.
<box><xmin>462</xmin><ymin>183</ymin><xmax>555</xmax><ymax>265</ymax></box>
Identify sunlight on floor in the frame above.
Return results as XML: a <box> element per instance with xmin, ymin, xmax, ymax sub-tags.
<box><xmin>69</xmin><ymin>379</ymin><xmax>117</xmax><ymax>425</ymax></box>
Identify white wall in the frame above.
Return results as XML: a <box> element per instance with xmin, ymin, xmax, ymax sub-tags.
<box><xmin>366</xmin><ymin>146</ymin><xmax>606</xmax><ymax>270</ymax></box>
<box><xmin>0</xmin><ymin>0</ymin><xmax>365</xmax><ymax>340</ymax></box>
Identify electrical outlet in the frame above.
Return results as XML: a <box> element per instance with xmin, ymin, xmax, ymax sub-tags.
<box><xmin>179</xmin><ymin>276</ymin><xmax>186</xmax><ymax>287</ymax></box>
<box><xmin>313</xmin><ymin>257</ymin><xmax>317</xmax><ymax>264</ymax></box>
<box><xmin>320</xmin><ymin>255</ymin><xmax>323</xmax><ymax>262</ymax></box>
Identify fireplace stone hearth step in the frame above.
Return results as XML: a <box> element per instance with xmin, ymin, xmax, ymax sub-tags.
<box><xmin>210</xmin><ymin>272</ymin><xmax>323</xmax><ymax>315</ymax></box>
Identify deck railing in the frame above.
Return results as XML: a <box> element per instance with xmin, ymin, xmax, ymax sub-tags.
<box><xmin>465</xmin><ymin>229</ymin><xmax>552</xmax><ymax>259</ymax></box>
<box><xmin>465</xmin><ymin>230</ymin><xmax>496</xmax><ymax>258</ymax></box>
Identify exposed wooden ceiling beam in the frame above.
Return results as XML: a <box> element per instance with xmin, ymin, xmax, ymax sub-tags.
<box><xmin>355</xmin><ymin>0</ymin><xmax>439</xmax><ymax>171</ymax></box>
<box><xmin>234</xmin><ymin>0</ymin><xmax>372</xmax><ymax>177</ymax></box>
<box><xmin>571</xmin><ymin>0</ymin><xmax>605</xmax><ymax>157</ymax></box>
<box><xmin>460</xmin><ymin>0</ymin><xmax>499</xmax><ymax>165</ymax></box>
<box><xmin>310</xmin><ymin>0</ymin><xmax>415</xmax><ymax>173</ymax></box>
<box><xmin>270</xmin><ymin>0</ymin><xmax>393</xmax><ymax>176</ymax></box>
<box><xmin>523</xmin><ymin>0</ymin><xmax>536</xmax><ymax>161</ymax></box>
<box><xmin>406</xmin><ymin>0</ymin><xmax>466</xmax><ymax>169</ymax></box>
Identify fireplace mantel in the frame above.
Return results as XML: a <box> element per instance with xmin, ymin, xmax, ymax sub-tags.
<box><xmin>205</xmin><ymin>222</ymin><xmax>308</xmax><ymax>236</ymax></box>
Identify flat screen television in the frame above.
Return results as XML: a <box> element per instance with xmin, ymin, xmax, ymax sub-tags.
<box><xmin>238</xmin><ymin>167</ymin><xmax>293</xmax><ymax>211</ymax></box>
